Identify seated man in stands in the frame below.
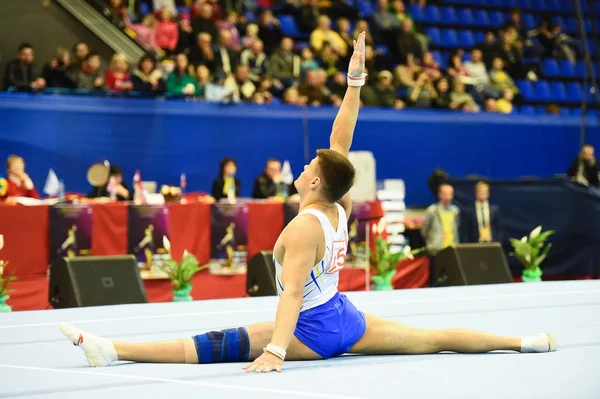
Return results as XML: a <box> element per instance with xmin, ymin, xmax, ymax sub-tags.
<box><xmin>3</xmin><ymin>43</ymin><xmax>46</xmax><ymax>91</ymax></box>
<box><xmin>87</xmin><ymin>165</ymin><xmax>130</xmax><ymax>201</ymax></box>
<box><xmin>0</xmin><ymin>155</ymin><xmax>40</xmax><ymax>201</ymax></box>
<box><xmin>252</xmin><ymin>158</ymin><xmax>286</xmax><ymax>200</ymax></box>
<box><xmin>568</xmin><ymin>144</ymin><xmax>599</xmax><ymax>188</ymax></box>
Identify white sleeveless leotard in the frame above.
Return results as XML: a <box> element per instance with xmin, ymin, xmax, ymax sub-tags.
<box><xmin>274</xmin><ymin>203</ymin><xmax>348</xmax><ymax>312</ymax></box>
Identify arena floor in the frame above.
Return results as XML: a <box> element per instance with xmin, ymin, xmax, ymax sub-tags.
<box><xmin>1</xmin><ymin>280</ymin><xmax>599</xmax><ymax>398</ymax></box>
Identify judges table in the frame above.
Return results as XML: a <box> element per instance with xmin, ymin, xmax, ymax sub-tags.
<box><xmin>0</xmin><ymin>200</ymin><xmax>429</xmax><ymax>311</ymax></box>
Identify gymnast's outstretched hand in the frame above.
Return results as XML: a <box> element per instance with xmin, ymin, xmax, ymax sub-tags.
<box><xmin>243</xmin><ymin>351</ymin><xmax>283</xmax><ymax>373</ymax></box>
<box><xmin>348</xmin><ymin>31</ymin><xmax>366</xmax><ymax>79</ymax></box>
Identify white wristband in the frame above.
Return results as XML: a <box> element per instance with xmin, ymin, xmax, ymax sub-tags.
<box><xmin>347</xmin><ymin>73</ymin><xmax>367</xmax><ymax>87</ymax></box>
<box><xmin>264</xmin><ymin>343</ymin><xmax>286</xmax><ymax>360</ymax></box>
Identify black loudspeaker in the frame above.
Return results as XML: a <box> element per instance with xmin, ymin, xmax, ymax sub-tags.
<box><xmin>49</xmin><ymin>255</ymin><xmax>148</xmax><ymax>308</ymax></box>
<box><xmin>435</xmin><ymin>243</ymin><xmax>513</xmax><ymax>286</ymax></box>
<box><xmin>246</xmin><ymin>251</ymin><xmax>277</xmax><ymax>297</ymax></box>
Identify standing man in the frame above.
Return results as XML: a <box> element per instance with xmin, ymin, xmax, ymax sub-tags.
<box><xmin>463</xmin><ymin>182</ymin><xmax>503</xmax><ymax>244</ymax></box>
<box><xmin>421</xmin><ymin>183</ymin><xmax>460</xmax><ymax>286</ymax></box>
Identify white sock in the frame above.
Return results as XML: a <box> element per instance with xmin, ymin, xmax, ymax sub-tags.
<box><xmin>60</xmin><ymin>323</ymin><xmax>118</xmax><ymax>367</ymax></box>
<box><xmin>520</xmin><ymin>332</ymin><xmax>558</xmax><ymax>353</ymax></box>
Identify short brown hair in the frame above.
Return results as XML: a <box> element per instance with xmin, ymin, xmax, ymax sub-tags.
<box><xmin>6</xmin><ymin>155</ymin><xmax>23</xmax><ymax>171</ymax></box>
<box><xmin>316</xmin><ymin>149</ymin><xmax>355</xmax><ymax>203</ymax></box>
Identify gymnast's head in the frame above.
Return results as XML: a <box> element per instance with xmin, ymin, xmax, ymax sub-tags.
<box><xmin>295</xmin><ymin>149</ymin><xmax>355</xmax><ymax>204</ymax></box>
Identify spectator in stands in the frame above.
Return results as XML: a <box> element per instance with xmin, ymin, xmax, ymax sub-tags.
<box><xmin>298</xmin><ymin>69</ymin><xmax>339</xmax><ymax>106</ymax></box>
<box><xmin>300</xmin><ymin>47</ymin><xmax>319</xmax><ymax>79</ymax></box>
<box><xmin>107</xmin><ymin>0</ymin><xmax>127</xmax><ymax>29</ymax></box>
<box><xmin>477</xmin><ymin>30</ymin><xmax>501</xmax><ymax>69</ymax></box>
<box><xmin>3</xmin><ymin>43</ymin><xmax>46</xmax><ymax>91</ymax></box>
<box><xmin>450</xmin><ymin>80</ymin><xmax>479</xmax><ymax>112</ymax></box>
<box><xmin>224</xmin><ymin>64</ymin><xmax>256</xmax><ymax>101</ymax></box>
<box><xmin>215</xmin><ymin>30</ymin><xmax>240</xmax><ymax>76</ymax></box>
<box><xmin>323</xmin><ymin>0</ymin><xmax>359</xmax><ymax>21</ymax></box>
<box><xmin>568</xmin><ymin>144</ymin><xmax>599</xmax><ymax>188</ymax></box>
<box><xmin>551</xmin><ymin>23</ymin><xmax>577</xmax><ymax>64</ymax></box>
<box><xmin>336</xmin><ymin>18</ymin><xmax>354</xmax><ymax>61</ymax></box>
<box><xmin>318</xmin><ymin>42</ymin><xmax>341</xmax><ymax>78</ymax></box>
<box><xmin>73</xmin><ymin>53</ymin><xmax>105</xmax><ymax>90</ymax></box>
<box><xmin>489</xmin><ymin>57</ymin><xmax>519</xmax><ymax>99</ymax></box>
<box><xmin>497</xmin><ymin>28</ymin><xmax>526</xmax><ymax>80</ymax></box>
<box><xmin>372</xmin><ymin>0</ymin><xmax>399</xmax><ymax>42</ymax></box>
<box><xmin>204</xmin><ymin>71</ymin><xmax>236</xmax><ymax>102</ymax></box>
<box><xmin>176</xmin><ymin>17</ymin><xmax>195</xmax><ymax>55</ymax></box>
<box><xmin>155</xmin><ymin>7</ymin><xmax>179</xmax><ymax>55</ymax></box>
<box><xmin>503</xmin><ymin>8</ymin><xmax>527</xmax><ymax>40</ymax></box>
<box><xmin>71</xmin><ymin>41</ymin><xmax>90</xmax><ymax>72</ymax></box>
<box><xmin>167</xmin><ymin>53</ymin><xmax>201</xmax><ymax>96</ymax></box>
<box><xmin>192</xmin><ymin>3</ymin><xmax>219</xmax><ymax>40</ymax></box>
<box><xmin>546</xmin><ymin>104</ymin><xmax>561</xmax><ymax>115</ymax></box>
<box><xmin>310</xmin><ymin>15</ymin><xmax>348</xmax><ymax>57</ymax></box>
<box><xmin>433</xmin><ymin>78</ymin><xmax>456</xmax><ymax>110</ymax></box>
<box><xmin>375</xmin><ymin>70</ymin><xmax>404</xmax><ymax>109</ymax></box>
<box><xmin>463</xmin><ymin>48</ymin><xmax>501</xmax><ymax>100</ymax></box>
<box><xmin>242</xmin><ymin>24</ymin><xmax>260</xmax><ymax>49</ymax></box>
<box><xmin>421</xmin><ymin>183</ymin><xmax>460</xmax><ymax>286</ymax></box>
<box><xmin>461</xmin><ymin>181</ymin><xmax>503</xmax><ymax>244</ymax></box>
<box><xmin>128</xmin><ymin>14</ymin><xmax>159</xmax><ymax>50</ymax></box>
<box><xmin>131</xmin><ymin>55</ymin><xmax>166</xmax><ymax>94</ymax></box>
<box><xmin>484</xmin><ymin>98</ymin><xmax>497</xmax><ymax>112</ymax></box>
<box><xmin>395</xmin><ymin>19</ymin><xmax>423</xmax><ymax>63</ymax></box>
<box><xmin>407</xmin><ymin>71</ymin><xmax>436</xmax><ymax>108</ymax></box>
<box><xmin>0</xmin><ymin>155</ymin><xmax>39</xmax><ymax>201</ymax></box>
<box><xmin>364</xmin><ymin>45</ymin><xmax>388</xmax><ymax>77</ymax></box>
<box><xmin>421</xmin><ymin>52</ymin><xmax>441</xmax><ymax>81</ymax></box>
<box><xmin>354</xmin><ymin>20</ymin><xmax>374</xmax><ymax>47</ymax></box>
<box><xmin>196</xmin><ymin>64</ymin><xmax>211</xmax><ymax>91</ymax></box>
<box><xmin>241</xmin><ymin>40</ymin><xmax>268</xmax><ymax>83</ymax></box>
<box><xmin>189</xmin><ymin>33</ymin><xmax>219</xmax><ymax>73</ymax></box>
<box><xmin>217</xmin><ymin>11</ymin><xmax>242</xmax><ymax>51</ymax></box>
<box><xmin>283</xmin><ymin>87</ymin><xmax>308</xmax><ymax>106</ymax></box>
<box><xmin>296</xmin><ymin>0</ymin><xmax>320</xmax><ymax>33</ymax></box>
<box><xmin>269</xmin><ymin>37</ymin><xmax>300</xmax><ymax>86</ymax></box>
<box><xmin>105</xmin><ymin>54</ymin><xmax>133</xmax><ymax>91</ymax></box>
<box><xmin>358</xmin><ymin>68</ymin><xmax>379</xmax><ymax>106</ymax></box>
<box><xmin>42</xmin><ymin>48</ymin><xmax>76</xmax><ymax>89</ymax></box>
<box><xmin>252</xmin><ymin>158</ymin><xmax>283</xmax><ymax>199</ymax></box>
<box><xmin>87</xmin><ymin>165</ymin><xmax>130</xmax><ymax>201</ymax></box>
<box><xmin>257</xmin><ymin>9</ymin><xmax>284</xmax><ymax>53</ymax></box>
<box><xmin>396</xmin><ymin>52</ymin><xmax>421</xmax><ymax>88</ymax></box>
<box><xmin>212</xmin><ymin>157</ymin><xmax>240</xmax><ymax>200</ymax></box>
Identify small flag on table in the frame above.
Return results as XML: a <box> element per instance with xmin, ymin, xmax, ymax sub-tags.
<box><xmin>43</xmin><ymin>169</ymin><xmax>60</xmax><ymax>196</ymax></box>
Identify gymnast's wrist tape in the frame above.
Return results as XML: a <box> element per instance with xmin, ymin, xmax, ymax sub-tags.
<box><xmin>264</xmin><ymin>343</ymin><xmax>286</xmax><ymax>360</ymax></box>
<box><xmin>347</xmin><ymin>73</ymin><xmax>367</xmax><ymax>87</ymax></box>
<box><xmin>192</xmin><ymin>327</ymin><xmax>250</xmax><ymax>364</ymax></box>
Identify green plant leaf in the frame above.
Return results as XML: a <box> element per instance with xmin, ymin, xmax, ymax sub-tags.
<box><xmin>533</xmin><ymin>243</ymin><xmax>552</xmax><ymax>268</ymax></box>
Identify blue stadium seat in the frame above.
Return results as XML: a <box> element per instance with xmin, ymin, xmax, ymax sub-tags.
<box><xmin>536</xmin><ymin>105</ymin><xmax>548</xmax><ymax>114</ymax></box>
<box><xmin>459</xmin><ymin>30</ymin><xmax>475</xmax><ymax>48</ymax></box>
<box><xmin>410</xmin><ymin>4</ymin><xmax>424</xmax><ymax>21</ymax></box>
<box><xmin>550</xmin><ymin>82</ymin><xmax>568</xmax><ymax>101</ymax></box>
<box><xmin>457</xmin><ymin>9</ymin><xmax>475</xmax><ymax>25</ymax></box>
<box><xmin>559</xmin><ymin>60</ymin><xmax>576</xmax><ymax>78</ymax></box>
<box><xmin>139</xmin><ymin>2</ymin><xmax>151</xmax><ymax>16</ymax></box>
<box><xmin>552</xmin><ymin>16</ymin><xmax>566</xmax><ymax>30</ymax></box>
<box><xmin>475</xmin><ymin>31</ymin><xmax>485</xmax><ymax>44</ymax></box>
<box><xmin>426</xmin><ymin>27</ymin><xmax>441</xmax><ymax>45</ymax></box>
<box><xmin>489</xmin><ymin>11</ymin><xmax>504</xmax><ymax>27</ymax></box>
<box><xmin>529</xmin><ymin>0</ymin><xmax>546</xmax><ymax>10</ymax></box>
<box><xmin>424</xmin><ymin>5</ymin><xmax>441</xmax><ymax>23</ymax></box>
<box><xmin>440</xmin><ymin>7</ymin><xmax>458</xmax><ymax>24</ymax></box>
<box><xmin>542</xmin><ymin>59</ymin><xmax>560</xmax><ymax>77</ymax></box>
<box><xmin>560</xmin><ymin>107</ymin><xmax>571</xmax><ymax>116</ymax></box>
<box><xmin>558</xmin><ymin>0</ymin><xmax>572</xmax><ymax>12</ymax></box>
<box><xmin>567</xmin><ymin>83</ymin><xmax>583</xmax><ymax>102</ymax></box>
<box><xmin>473</xmin><ymin>10</ymin><xmax>490</xmax><ymax>27</ymax></box>
<box><xmin>523</xmin><ymin>13</ymin><xmax>537</xmax><ymax>30</ymax></box>
<box><xmin>565</xmin><ymin>18</ymin><xmax>577</xmax><ymax>35</ymax></box>
<box><xmin>519</xmin><ymin>105</ymin><xmax>537</xmax><ymax>115</ymax></box>
<box><xmin>518</xmin><ymin>0</ymin><xmax>532</xmax><ymax>10</ymax></box>
<box><xmin>357</xmin><ymin>0</ymin><xmax>374</xmax><ymax>18</ymax></box>
<box><xmin>575</xmin><ymin>61</ymin><xmax>586</xmax><ymax>78</ymax></box>
<box><xmin>571</xmin><ymin>108</ymin><xmax>582</xmax><ymax>116</ymax></box>
<box><xmin>440</xmin><ymin>29</ymin><xmax>459</xmax><ymax>47</ymax></box>
<box><xmin>534</xmin><ymin>81</ymin><xmax>551</xmax><ymax>102</ymax></box>
<box><xmin>279</xmin><ymin>15</ymin><xmax>300</xmax><ymax>37</ymax></box>
<box><xmin>517</xmin><ymin>80</ymin><xmax>535</xmax><ymax>100</ymax></box>
<box><xmin>176</xmin><ymin>6</ymin><xmax>190</xmax><ymax>15</ymax></box>
<box><xmin>375</xmin><ymin>45</ymin><xmax>389</xmax><ymax>54</ymax></box>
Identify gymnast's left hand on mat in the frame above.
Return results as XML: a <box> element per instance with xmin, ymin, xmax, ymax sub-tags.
<box><xmin>243</xmin><ymin>352</ymin><xmax>284</xmax><ymax>373</ymax></box>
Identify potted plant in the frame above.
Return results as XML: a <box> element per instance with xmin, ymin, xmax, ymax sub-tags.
<box><xmin>0</xmin><ymin>235</ymin><xmax>16</xmax><ymax>312</ymax></box>
<box><xmin>159</xmin><ymin>236</ymin><xmax>207</xmax><ymax>301</ymax></box>
<box><xmin>509</xmin><ymin>226</ymin><xmax>554</xmax><ymax>282</ymax></box>
<box><xmin>370</xmin><ymin>236</ymin><xmax>424</xmax><ymax>290</ymax></box>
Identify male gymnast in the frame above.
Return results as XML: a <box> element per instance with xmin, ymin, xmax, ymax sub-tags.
<box><xmin>61</xmin><ymin>32</ymin><xmax>557</xmax><ymax>372</ymax></box>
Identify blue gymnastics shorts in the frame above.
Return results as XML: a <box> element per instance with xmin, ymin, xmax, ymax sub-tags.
<box><xmin>294</xmin><ymin>292</ymin><xmax>367</xmax><ymax>359</ymax></box>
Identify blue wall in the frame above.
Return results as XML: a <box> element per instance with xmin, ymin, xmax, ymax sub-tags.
<box><xmin>0</xmin><ymin>93</ymin><xmax>598</xmax><ymax>206</ymax></box>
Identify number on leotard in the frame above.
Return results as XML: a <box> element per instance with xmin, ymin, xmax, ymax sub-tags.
<box><xmin>327</xmin><ymin>240</ymin><xmax>347</xmax><ymax>274</ymax></box>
